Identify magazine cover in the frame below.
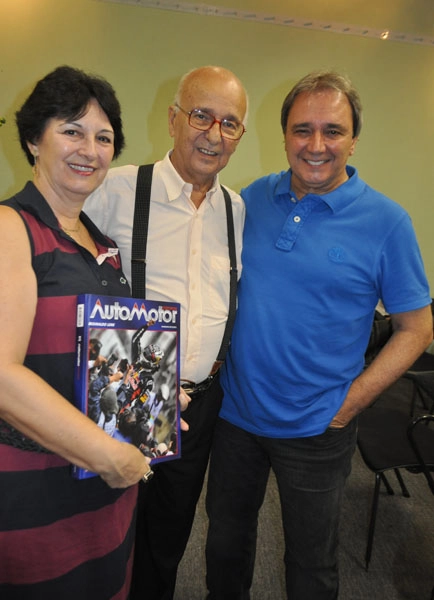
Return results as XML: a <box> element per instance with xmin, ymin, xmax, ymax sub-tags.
<box><xmin>73</xmin><ymin>294</ymin><xmax>181</xmax><ymax>479</ymax></box>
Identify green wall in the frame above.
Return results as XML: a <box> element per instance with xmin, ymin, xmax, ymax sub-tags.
<box><xmin>1</xmin><ymin>0</ymin><xmax>433</xmax><ymax>286</ymax></box>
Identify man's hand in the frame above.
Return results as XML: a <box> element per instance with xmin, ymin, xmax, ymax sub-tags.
<box><xmin>329</xmin><ymin>305</ymin><xmax>433</xmax><ymax>429</ymax></box>
<box><xmin>328</xmin><ymin>413</ymin><xmax>349</xmax><ymax>429</ymax></box>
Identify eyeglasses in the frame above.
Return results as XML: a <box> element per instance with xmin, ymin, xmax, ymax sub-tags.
<box><xmin>175</xmin><ymin>103</ymin><xmax>245</xmax><ymax>140</ymax></box>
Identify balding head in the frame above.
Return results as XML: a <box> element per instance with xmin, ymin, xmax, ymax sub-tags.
<box><xmin>175</xmin><ymin>66</ymin><xmax>248</xmax><ymax>125</ymax></box>
<box><xmin>168</xmin><ymin>65</ymin><xmax>248</xmax><ymax>193</ymax></box>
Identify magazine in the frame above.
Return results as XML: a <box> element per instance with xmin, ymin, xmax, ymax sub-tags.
<box><xmin>72</xmin><ymin>293</ymin><xmax>181</xmax><ymax>479</ymax></box>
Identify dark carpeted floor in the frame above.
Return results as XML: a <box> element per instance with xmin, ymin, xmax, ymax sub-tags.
<box><xmin>175</xmin><ymin>376</ymin><xmax>434</xmax><ymax>599</ymax></box>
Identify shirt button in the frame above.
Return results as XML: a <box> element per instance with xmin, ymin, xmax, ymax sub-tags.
<box><xmin>101</xmin><ymin>280</ymin><xmax>108</xmax><ymax>286</ymax></box>
<box><xmin>294</xmin><ymin>216</ymin><xmax>301</xmax><ymax>223</ymax></box>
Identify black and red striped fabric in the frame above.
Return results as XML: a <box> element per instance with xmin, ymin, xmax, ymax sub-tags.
<box><xmin>0</xmin><ymin>182</ymin><xmax>136</xmax><ymax>599</ymax></box>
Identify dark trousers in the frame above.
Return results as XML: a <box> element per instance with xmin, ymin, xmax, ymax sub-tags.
<box><xmin>130</xmin><ymin>375</ymin><xmax>223</xmax><ymax>600</ymax></box>
<box><xmin>205</xmin><ymin>417</ymin><xmax>358</xmax><ymax>600</ymax></box>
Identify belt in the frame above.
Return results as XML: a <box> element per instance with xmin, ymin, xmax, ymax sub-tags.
<box><xmin>181</xmin><ymin>374</ymin><xmax>217</xmax><ymax>398</ymax></box>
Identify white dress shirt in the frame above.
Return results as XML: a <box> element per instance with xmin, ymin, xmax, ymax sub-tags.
<box><xmin>84</xmin><ymin>152</ymin><xmax>245</xmax><ymax>383</ymax></box>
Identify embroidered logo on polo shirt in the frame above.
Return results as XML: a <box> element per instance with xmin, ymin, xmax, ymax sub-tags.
<box><xmin>328</xmin><ymin>247</ymin><xmax>346</xmax><ymax>263</ymax></box>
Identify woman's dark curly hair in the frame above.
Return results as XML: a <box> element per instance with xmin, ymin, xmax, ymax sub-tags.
<box><xmin>16</xmin><ymin>65</ymin><xmax>125</xmax><ymax>165</ymax></box>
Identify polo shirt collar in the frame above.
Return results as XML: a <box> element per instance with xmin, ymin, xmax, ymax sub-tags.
<box><xmin>277</xmin><ymin>165</ymin><xmax>364</xmax><ymax>213</ymax></box>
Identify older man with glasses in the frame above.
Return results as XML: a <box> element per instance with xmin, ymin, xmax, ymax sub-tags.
<box><xmin>84</xmin><ymin>65</ymin><xmax>248</xmax><ymax>600</ymax></box>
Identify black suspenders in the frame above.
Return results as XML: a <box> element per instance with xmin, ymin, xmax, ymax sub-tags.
<box><xmin>131</xmin><ymin>163</ymin><xmax>237</xmax><ymax>373</ymax></box>
<box><xmin>131</xmin><ymin>164</ymin><xmax>153</xmax><ymax>299</ymax></box>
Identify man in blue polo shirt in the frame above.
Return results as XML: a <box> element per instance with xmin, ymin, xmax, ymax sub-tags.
<box><xmin>205</xmin><ymin>71</ymin><xmax>433</xmax><ymax>600</ymax></box>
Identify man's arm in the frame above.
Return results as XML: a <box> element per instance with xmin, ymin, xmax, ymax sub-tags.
<box><xmin>331</xmin><ymin>305</ymin><xmax>433</xmax><ymax>427</ymax></box>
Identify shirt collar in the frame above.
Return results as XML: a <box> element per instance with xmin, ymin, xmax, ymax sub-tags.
<box><xmin>13</xmin><ymin>181</ymin><xmax>117</xmax><ymax>248</ymax></box>
<box><xmin>160</xmin><ymin>151</ymin><xmax>220</xmax><ymax>209</ymax></box>
<box><xmin>14</xmin><ymin>181</ymin><xmax>59</xmax><ymax>228</ymax></box>
<box><xmin>276</xmin><ymin>165</ymin><xmax>364</xmax><ymax>214</ymax></box>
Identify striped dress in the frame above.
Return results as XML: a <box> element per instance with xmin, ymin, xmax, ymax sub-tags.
<box><xmin>0</xmin><ymin>182</ymin><xmax>137</xmax><ymax>600</ymax></box>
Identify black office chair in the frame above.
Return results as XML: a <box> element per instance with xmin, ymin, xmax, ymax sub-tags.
<box><xmin>357</xmin><ymin>400</ymin><xmax>434</xmax><ymax>570</ymax></box>
<box><xmin>358</xmin><ymin>306</ymin><xmax>434</xmax><ymax>570</ymax></box>
<box><xmin>403</xmin><ymin>351</ymin><xmax>434</xmax><ymax>415</ymax></box>
<box><xmin>407</xmin><ymin>414</ymin><xmax>434</xmax><ymax>599</ymax></box>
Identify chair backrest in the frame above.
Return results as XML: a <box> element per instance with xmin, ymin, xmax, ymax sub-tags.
<box><xmin>403</xmin><ymin>351</ymin><xmax>434</xmax><ymax>416</ymax></box>
<box><xmin>407</xmin><ymin>414</ymin><xmax>434</xmax><ymax>495</ymax></box>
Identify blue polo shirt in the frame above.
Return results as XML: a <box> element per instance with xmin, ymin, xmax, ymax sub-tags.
<box><xmin>220</xmin><ymin>166</ymin><xmax>431</xmax><ymax>438</ymax></box>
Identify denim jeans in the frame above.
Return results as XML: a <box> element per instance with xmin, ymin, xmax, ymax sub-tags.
<box><xmin>205</xmin><ymin>417</ymin><xmax>357</xmax><ymax>600</ymax></box>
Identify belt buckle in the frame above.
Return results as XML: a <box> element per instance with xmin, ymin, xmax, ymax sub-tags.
<box><xmin>180</xmin><ymin>380</ymin><xmax>196</xmax><ymax>396</ymax></box>
<box><xmin>181</xmin><ymin>375</ymin><xmax>215</xmax><ymax>397</ymax></box>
